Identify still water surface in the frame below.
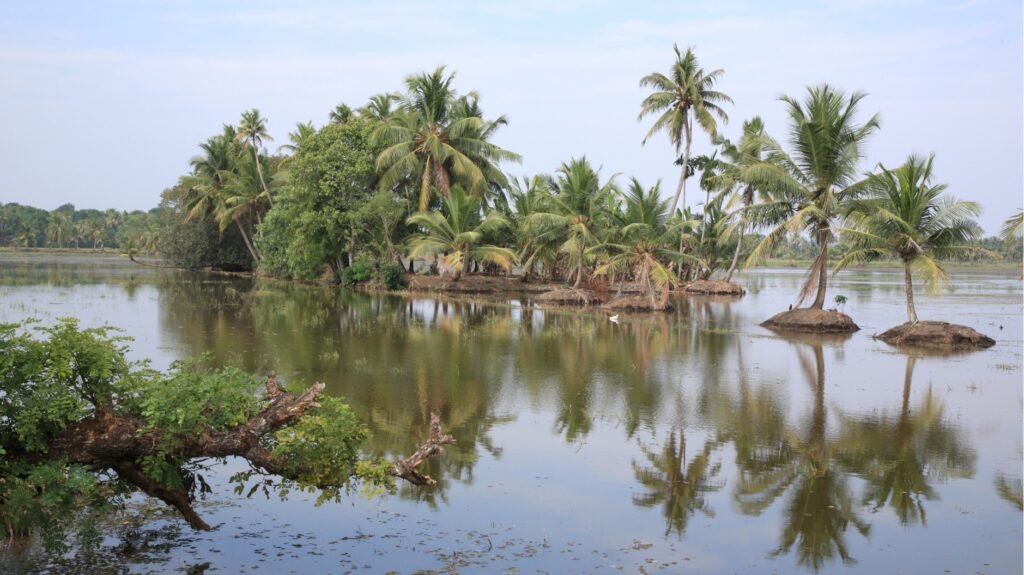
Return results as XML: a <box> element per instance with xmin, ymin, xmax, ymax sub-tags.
<box><xmin>0</xmin><ymin>255</ymin><xmax>1021</xmax><ymax>574</ymax></box>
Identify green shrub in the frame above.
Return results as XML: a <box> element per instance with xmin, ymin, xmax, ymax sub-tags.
<box><xmin>379</xmin><ymin>262</ymin><xmax>408</xmax><ymax>290</ymax></box>
<box><xmin>340</xmin><ymin>258</ymin><xmax>374</xmax><ymax>285</ymax></box>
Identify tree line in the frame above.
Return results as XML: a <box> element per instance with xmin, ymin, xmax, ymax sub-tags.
<box><xmin>3</xmin><ymin>50</ymin><xmax>1022</xmax><ymax>302</ymax></box>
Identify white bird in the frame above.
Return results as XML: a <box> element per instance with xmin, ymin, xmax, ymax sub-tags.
<box><xmin>609</xmin><ymin>315</ymin><xmax>620</xmax><ymax>323</ymax></box>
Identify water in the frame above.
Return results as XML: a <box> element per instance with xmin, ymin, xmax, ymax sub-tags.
<box><xmin>1</xmin><ymin>254</ymin><xmax>1021</xmax><ymax>574</ymax></box>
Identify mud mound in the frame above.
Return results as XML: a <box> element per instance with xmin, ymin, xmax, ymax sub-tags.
<box><xmin>535</xmin><ymin>288</ymin><xmax>604</xmax><ymax>305</ymax></box>
<box><xmin>760</xmin><ymin>308</ymin><xmax>860</xmax><ymax>333</ymax></box>
<box><xmin>876</xmin><ymin>321</ymin><xmax>995</xmax><ymax>350</ymax></box>
<box><xmin>683</xmin><ymin>279</ymin><xmax>745</xmax><ymax>296</ymax></box>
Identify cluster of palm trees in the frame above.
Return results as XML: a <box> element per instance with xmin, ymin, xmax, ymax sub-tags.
<box><xmin>183</xmin><ymin>116</ymin><xmax>277</xmax><ymax>265</ymax></box>
<box><xmin>169</xmin><ymin>48</ymin><xmax>1001</xmax><ymax>322</ymax></box>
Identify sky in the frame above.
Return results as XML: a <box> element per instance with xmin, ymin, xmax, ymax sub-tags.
<box><xmin>0</xmin><ymin>0</ymin><xmax>1021</xmax><ymax>233</ymax></box>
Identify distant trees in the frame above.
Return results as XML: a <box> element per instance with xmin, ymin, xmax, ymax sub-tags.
<box><xmin>4</xmin><ymin>61</ymin><xmax>1012</xmax><ymax>292</ymax></box>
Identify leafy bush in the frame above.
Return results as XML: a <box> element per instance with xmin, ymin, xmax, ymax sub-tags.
<box><xmin>379</xmin><ymin>262</ymin><xmax>408</xmax><ymax>290</ymax></box>
<box><xmin>340</xmin><ymin>258</ymin><xmax>374</xmax><ymax>285</ymax></box>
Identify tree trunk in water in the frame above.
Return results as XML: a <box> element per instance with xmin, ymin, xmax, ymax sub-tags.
<box><xmin>903</xmin><ymin>260</ymin><xmax>918</xmax><ymax>323</ymax></box>
<box><xmin>809</xmin><ymin>232</ymin><xmax>829</xmax><ymax>310</ymax></box>
<box><xmin>235</xmin><ymin>219</ymin><xmax>261</xmax><ymax>265</ymax></box>
<box><xmin>34</xmin><ymin>375</ymin><xmax>451</xmax><ymax>531</ymax></box>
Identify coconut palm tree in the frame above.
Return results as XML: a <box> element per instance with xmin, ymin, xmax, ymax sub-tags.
<box><xmin>373</xmin><ymin>66</ymin><xmax>521</xmax><ymax>211</ymax></box>
<box><xmin>526</xmin><ymin>157</ymin><xmax>619</xmax><ymax>288</ymax></box>
<box><xmin>278</xmin><ymin>121</ymin><xmax>316</xmax><ymax>154</ymax></box>
<box><xmin>596</xmin><ymin>178</ymin><xmax>692</xmax><ymax>306</ymax></box>
<box><xmin>406</xmin><ymin>186</ymin><xmax>515</xmax><ymax>281</ymax></box>
<box><xmin>837</xmin><ymin>154</ymin><xmax>981</xmax><ymax>323</ymax></box>
<box><xmin>507</xmin><ymin>175</ymin><xmax>560</xmax><ymax>281</ymax></box>
<box><xmin>746</xmin><ymin>84</ymin><xmax>880</xmax><ymax>310</ymax></box>
<box><xmin>329</xmin><ymin>103</ymin><xmax>354</xmax><ymax>124</ymax></box>
<box><xmin>1001</xmin><ymin>209</ymin><xmax>1023</xmax><ymax>241</ymax></box>
<box><xmin>46</xmin><ymin>212</ymin><xmax>73</xmax><ymax>248</ymax></box>
<box><xmin>712</xmin><ymin>117</ymin><xmax>771</xmax><ymax>282</ymax></box>
<box><xmin>639</xmin><ymin>45</ymin><xmax>732</xmax><ymax>215</ymax></box>
<box><xmin>236</xmin><ymin>109</ymin><xmax>273</xmax><ymax>207</ymax></box>
<box><xmin>185</xmin><ymin>128</ymin><xmax>263</xmax><ymax>264</ymax></box>
<box><xmin>359</xmin><ymin>92</ymin><xmax>401</xmax><ymax>122</ymax></box>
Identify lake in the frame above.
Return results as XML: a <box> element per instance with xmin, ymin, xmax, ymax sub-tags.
<box><xmin>1</xmin><ymin>254</ymin><xmax>1021</xmax><ymax>574</ymax></box>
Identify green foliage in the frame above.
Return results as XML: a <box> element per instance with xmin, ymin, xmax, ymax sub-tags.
<box><xmin>379</xmin><ymin>262</ymin><xmax>408</xmax><ymax>290</ymax></box>
<box><xmin>340</xmin><ymin>257</ymin><xmax>375</xmax><ymax>285</ymax></box>
<box><xmin>257</xmin><ymin>118</ymin><xmax>384</xmax><ymax>280</ymax></box>
<box><xmin>270</xmin><ymin>396</ymin><xmax>369</xmax><ymax>501</ymax></box>
<box><xmin>139</xmin><ymin>361</ymin><xmax>262</xmax><ymax>451</ymax></box>
<box><xmin>1</xmin><ymin>319</ymin><xmax>386</xmax><ymax>540</ymax></box>
<box><xmin>158</xmin><ymin>180</ymin><xmax>254</xmax><ymax>271</ymax></box>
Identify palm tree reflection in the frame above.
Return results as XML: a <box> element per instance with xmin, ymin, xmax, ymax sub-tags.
<box><xmin>632</xmin><ymin>430</ymin><xmax>724</xmax><ymax>537</ymax></box>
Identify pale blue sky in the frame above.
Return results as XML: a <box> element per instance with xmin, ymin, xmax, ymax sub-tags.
<box><xmin>1</xmin><ymin>0</ymin><xmax>1020</xmax><ymax>233</ymax></box>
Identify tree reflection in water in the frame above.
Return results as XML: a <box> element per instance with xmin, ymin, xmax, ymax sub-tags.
<box><xmin>631</xmin><ymin>430</ymin><xmax>724</xmax><ymax>537</ymax></box>
<box><xmin>836</xmin><ymin>354</ymin><xmax>975</xmax><ymax>526</ymax></box>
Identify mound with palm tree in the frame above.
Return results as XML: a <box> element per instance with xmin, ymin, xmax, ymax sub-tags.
<box><xmin>747</xmin><ymin>84</ymin><xmax>879</xmax><ymax>333</ymax></box>
<box><xmin>839</xmin><ymin>154</ymin><xmax>995</xmax><ymax>349</ymax></box>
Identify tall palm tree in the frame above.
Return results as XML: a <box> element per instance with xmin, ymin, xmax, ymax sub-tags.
<box><xmin>639</xmin><ymin>45</ymin><xmax>732</xmax><ymax>215</ymax></box>
<box><xmin>236</xmin><ymin>109</ymin><xmax>273</xmax><ymax>207</ymax></box>
<box><xmin>406</xmin><ymin>186</ymin><xmax>515</xmax><ymax>281</ymax></box>
<box><xmin>373</xmin><ymin>67</ymin><xmax>521</xmax><ymax>211</ymax></box>
<box><xmin>746</xmin><ymin>84</ymin><xmax>880</xmax><ymax>310</ymax></box>
<box><xmin>526</xmin><ymin>157</ymin><xmax>619</xmax><ymax>288</ymax></box>
<box><xmin>837</xmin><ymin>154</ymin><xmax>982</xmax><ymax>323</ymax></box>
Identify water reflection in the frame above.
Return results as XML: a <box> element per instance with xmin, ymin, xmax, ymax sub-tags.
<box><xmin>632</xmin><ymin>431</ymin><xmax>723</xmax><ymax>537</ymax></box>
<box><xmin>836</xmin><ymin>355</ymin><xmax>976</xmax><ymax>526</ymax></box>
<box><xmin>1</xmin><ymin>259</ymin><xmax>1015</xmax><ymax>574</ymax></box>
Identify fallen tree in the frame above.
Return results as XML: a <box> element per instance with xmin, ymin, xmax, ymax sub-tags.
<box><xmin>0</xmin><ymin>319</ymin><xmax>452</xmax><ymax>539</ymax></box>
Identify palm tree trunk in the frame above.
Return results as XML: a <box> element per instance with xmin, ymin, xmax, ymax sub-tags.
<box><xmin>724</xmin><ymin>222</ymin><xmax>745</xmax><ymax>282</ymax></box>
<box><xmin>235</xmin><ymin>219</ymin><xmax>261</xmax><ymax>264</ymax></box>
<box><xmin>252</xmin><ymin>150</ymin><xmax>272</xmax><ymax>208</ymax></box>
<box><xmin>903</xmin><ymin>260</ymin><xmax>918</xmax><ymax>323</ymax></box>
<box><xmin>669</xmin><ymin>117</ymin><xmax>693</xmax><ymax>215</ymax></box>
<box><xmin>573</xmin><ymin>243</ymin><xmax>585</xmax><ymax>288</ymax></box>
<box><xmin>810</xmin><ymin>233</ymin><xmax>829</xmax><ymax>310</ymax></box>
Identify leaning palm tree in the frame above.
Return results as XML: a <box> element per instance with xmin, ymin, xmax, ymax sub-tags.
<box><xmin>712</xmin><ymin>117</ymin><xmax>770</xmax><ymax>282</ymax></box>
<box><xmin>373</xmin><ymin>67</ymin><xmax>521</xmax><ymax>211</ymax></box>
<box><xmin>236</xmin><ymin>109</ymin><xmax>273</xmax><ymax>206</ymax></box>
<box><xmin>406</xmin><ymin>186</ymin><xmax>516</xmax><ymax>281</ymax></box>
<box><xmin>746</xmin><ymin>84</ymin><xmax>880</xmax><ymax>311</ymax></box>
<box><xmin>639</xmin><ymin>45</ymin><xmax>732</xmax><ymax>215</ymax></box>
<box><xmin>526</xmin><ymin>157</ymin><xmax>619</xmax><ymax>288</ymax></box>
<box><xmin>837</xmin><ymin>154</ymin><xmax>982</xmax><ymax>323</ymax></box>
